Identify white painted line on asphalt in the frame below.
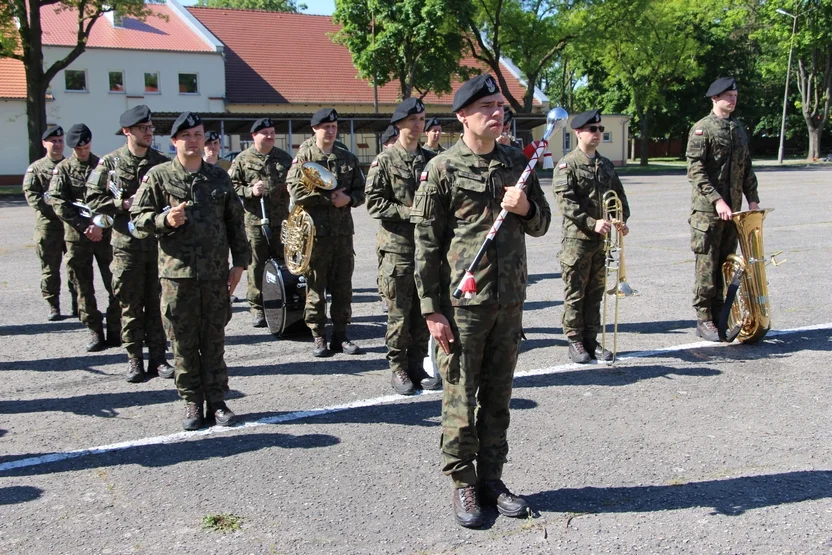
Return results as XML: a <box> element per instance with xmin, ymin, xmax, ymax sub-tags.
<box><xmin>2</xmin><ymin>322</ymin><xmax>830</xmax><ymax>474</ymax></box>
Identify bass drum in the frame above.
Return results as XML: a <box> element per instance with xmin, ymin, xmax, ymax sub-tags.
<box><xmin>262</xmin><ymin>259</ymin><xmax>308</xmax><ymax>337</ymax></box>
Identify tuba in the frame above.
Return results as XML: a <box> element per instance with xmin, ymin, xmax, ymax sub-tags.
<box><xmin>719</xmin><ymin>209</ymin><xmax>782</xmax><ymax>343</ymax></box>
<box><xmin>281</xmin><ymin>162</ymin><xmax>337</xmax><ymax>275</ymax></box>
<box><xmin>600</xmin><ymin>190</ymin><xmax>636</xmax><ymax>363</ymax></box>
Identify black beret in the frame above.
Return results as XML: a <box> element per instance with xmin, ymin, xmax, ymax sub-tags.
<box><xmin>311</xmin><ymin>108</ymin><xmax>338</xmax><ymax>127</ymax></box>
<box><xmin>391</xmin><ymin>98</ymin><xmax>425</xmax><ymax>124</ymax></box>
<box><xmin>170</xmin><ymin>111</ymin><xmax>202</xmax><ymax>138</ymax></box>
<box><xmin>571</xmin><ymin>109</ymin><xmax>602</xmax><ymax>130</ymax></box>
<box><xmin>66</xmin><ymin>124</ymin><xmax>92</xmax><ymax>148</ymax></box>
<box><xmin>503</xmin><ymin>106</ymin><xmax>514</xmax><ymax>124</ymax></box>
<box><xmin>251</xmin><ymin>118</ymin><xmax>274</xmax><ymax>134</ymax></box>
<box><xmin>452</xmin><ymin>74</ymin><xmax>500</xmax><ymax>112</ymax></box>
<box><xmin>381</xmin><ymin>125</ymin><xmax>399</xmax><ymax>145</ymax></box>
<box><xmin>42</xmin><ymin>126</ymin><xmax>63</xmax><ymax>140</ymax></box>
<box><xmin>425</xmin><ymin>118</ymin><xmax>441</xmax><ymax>131</ymax></box>
<box><xmin>705</xmin><ymin>77</ymin><xmax>737</xmax><ymax>97</ymax></box>
<box><xmin>119</xmin><ymin>105</ymin><xmax>152</xmax><ymax>130</ymax></box>
<box><xmin>205</xmin><ymin>131</ymin><xmax>220</xmax><ymax>142</ymax></box>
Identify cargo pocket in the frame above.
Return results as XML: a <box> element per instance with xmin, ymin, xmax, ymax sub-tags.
<box><xmin>442</xmin><ymin>344</ymin><xmax>461</xmax><ymax>385</ymax></box>
<box><xmin>689</xmin><ymin>213</ymin><xmax>712</xmax><ymax>254</ymax></box>
<box><xmin>379</xmin><ymin>256</ymin><xmax>397</xmax><ymax>302</ymax></box>
<box><xmin>557</xmin><ymin>239</ymin><xmax>582</xmax><ymax>268</ymax></box>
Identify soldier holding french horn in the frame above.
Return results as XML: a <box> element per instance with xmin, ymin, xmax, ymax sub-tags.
<box><xmin>87</xmin><ymin>106</ymin><xmax>173</xmax><ymax>383</ymax></box>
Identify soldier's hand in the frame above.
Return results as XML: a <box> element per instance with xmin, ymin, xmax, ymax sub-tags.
<box><xmin>252</xmin><ymin>180</ymin><xmax>265</xmax><ymax>197</ymax></box>
<box><xmin>594</xmin><ymin>219</ymin><xmax>612</xmax><ymax>235</ymax></box>
<box><xmin>502</xmin><ymin>188</ymin><xmax>530</xmax><ymax>216</ymax></box>
<box><xmin>616</xmin><ymin>221</ymin><xmax>629</xmax><ymax>237</ymax></box>
<box><xmin>166</xmin><ymin>202</ymin><xmax>187</xmax><ymax>228</ymax></box>
<box><xmin>228</xmin><ymin>266</ymin><xmax>244</xmax><ymax>294</ymax></box>
<box><xmin>749</xmin><ymin>201</ymin><xmax>760</xmax><ymax>211</ymax></box>
<box><xmin>496</xmin><ymin>134</ymin><xmax>511</xmax><ymax>145</ymax></box>
<box><xmin>331</xmin><ymin>189</ymin><xmax>351</xmax><ymax>208</ymax></box>
<box><xmin>715</xmin><ymin>199</ymin><xmax>733</xmax><ymax>221</ymax></box>
<box><xmin>426</xmin><ymin>313</ymin><xmax>454</xmax><ymax>355</ymax></box>
<box><xmin>84</xmin><ymin>225</ymin><xmax>103</xmax><ymax>242</ymax></box>
<box><xmin>121</xmin><ymin>195</ymin><xmax>134</xmax><ymax>211</ymax></box>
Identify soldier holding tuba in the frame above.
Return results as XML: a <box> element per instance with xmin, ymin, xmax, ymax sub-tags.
<box><xmin>686</xmin><ymin>77</ymin><xmax>760</xmax><ymax>342</ymax></box>
<box><xmin>553</xmin><ymin>110</ymin><xmax>630</xmax><ymax>364</ymax></box>
<box><xmin>286</xmin><ymin>108</ymin><xmax>365</xmax><ymax>358</ymax></box>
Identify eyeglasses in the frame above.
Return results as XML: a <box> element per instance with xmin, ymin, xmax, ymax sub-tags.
<box><xmin>583</xmin><ymin>126</ymin><xmax>605</xmax><ymax>133</ymax></box>
<box><xmin>134</xmin><ymin>125</ymin><xmax>155</xmax><ymax>134</ymax></box>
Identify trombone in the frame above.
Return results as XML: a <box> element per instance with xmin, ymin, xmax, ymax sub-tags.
<box><xmin>72</xmin><ymin>202</ymin><xmax>114</xmax><ymax>229</ymax></box>
<box><xmin>600</xmin><ymin>190</ymin><xmax>636</xmax><ymax>363</ymax></box>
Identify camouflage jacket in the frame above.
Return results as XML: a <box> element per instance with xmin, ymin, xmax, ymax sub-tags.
<box><xmin>365</xmin><ymin>143</ymin><xmax>435</xmax><ymax>254</ymax></box>
<box><xmin>130</xmin><ymin>157</ymin><xmax>250</xmax><ymax>280</ymax></box>
<box><xmin>423</xmin><ymin>143</ymin><xmax>445</xmax><ymax>155</ymax></box>
<box><xmin>412</xmin><ymin>138</ymin><xmax>551</xmax><ymax>313</ymax></box>
<box><xmin>86</xmin><ymin>145</ymin><xmax>168</xmax><ymax>251</ymax></box>
<box><xmin>686</xmin><ymin>113</ymin><xmax>760</xmax><ymax>213</ymax></box>
<box><xmin>552</xmin><ymin>147</ymin><xmax>630</xmax><ymax>243</ymax></box>
<box><xmin>286</xmin><ymin>138</ymin><xmax>365</xmax><ymax>236</ymax></box>
<box><xmin>229</xmin><ymin>145</ymin><xmax>293</xmax><ymax>226</ymax></box>
<box><xmin>23</xmin><ymin>155</ymin><xmax>64</xmax><ymax>228</ymax></box>
<box><xmin>48</xmin><ymin>152</ymin><xmax>105</xmax><ymax>242</ymax></box>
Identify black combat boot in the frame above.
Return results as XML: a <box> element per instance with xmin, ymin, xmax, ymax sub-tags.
<box><xmin>70</xmin><ymin>295</ymin><xmax>78</xmax><ymax>318</ymax></box>
<box><xmin>568</xmin><ymin>340</ymin><xmax>591</xmax><ymax>364</ymax></box>
<box><xmin>312</xmin><ymin>336</ymin><xmax>331</xmax><ymax>358</ymax></box>
<box><xmin>251</xmin><ymin>311</ymin><xmax>266</xmax><ymax>328</ymax></box>
<box><xmin>583</xmin><ymin>338</ymin><xmax>613</xmax><ymax>362</ymax></box>
<box><xmin>696</xmin><ymin>319</ymin><xmax>720</xmax><ymax>342</ymax></box>
<box><xmin>207</xmin><ymin>402</ymin><xmax>235</xmax><ymax>427</ymax></box>
<box><xmin>182</xmin><ymin>402</ymin><xmax>203</xmax><ymax>431</ymax></box>
<box><xmin>409</xmin><ymin>357</ymin><xmax>442</xmax><ymax>391</ymax></box>
<box><xmin>86</xmin><ymin>327</ymin><xmax>106</xmax><ymax>352</ymax></box>
<box><xmin>125</xmin><ymin>357</ymin><xmax>145</xmax><ymax>383</ymax></box>
<box><xmin>47</xmin><ymin>304</ymin><xmax>60</xmax><ymax>322</ymax></box>
<box><xmin>148</xmin><ymin>356</ymin><xmax>175</xmax><ymax>379</ymax></box>
<box><xmin>452</xmin><ymin>486</ymin><xmax>484</xmax><ymax>528</ymax></box>
<box><xmin>479</xmin><ymin>479</ymin><xmax>530</xmax><ymax>517</ymax></box>
<box><xmin>106</xmin><ymin>324</ymin><xmax>121</xmax><ymax>347</ymax></box>
<box><xmin>330</xmin><ymin>333</ymin><xmax>363</xmax><ymax>355</ymax></box>
<box><xmin>391</xmin><ymin>369</ymin><xmax>415</xmax><ymax>395</ymax></box>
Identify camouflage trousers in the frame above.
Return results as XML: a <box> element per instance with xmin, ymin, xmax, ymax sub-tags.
<box><xmin>689</xmin><ymin>210</ymin><xmax>738</xmax><ymax>321</ymax></box>
<box><xmin>436</xmin><ymin>302</ymin><xmax>523</xmax><ymax>488</ymax></box>
<box><xmin>111</xmin><ymin>247</ymin><xmax>167</xmax><ymax>360</ymax></box>
<box><xmin>245</xmin><ymin>223</ymin><xmax>283</xmax><ymax>314</ymax></box>
<box><xmin>304</xmin><ymin>234</ymin><xmax>354</xmax><ymax>338</ymax></box>
<box><xmin>559</xmin><ymin>238</ymin><xmax>605</xmax><ymax>341</ymax></box>
<box><xmin>160</xmin><ymin>278</ymin><xmax>231</xmax><ymax>405</ymax></box>
<box><xmin>379</xmin><ymin>251</ymin><xmax>429</xmax><ymax>374</ymax></box>
<box><xmin>34</xmin><ymin>223</ymin><xmax>76</xmax><ymax>308</ymax></box>
<box><xmin>65</xmin><ymin>238</ymin><xmax>119</xmax><ymax>334</ymax></box>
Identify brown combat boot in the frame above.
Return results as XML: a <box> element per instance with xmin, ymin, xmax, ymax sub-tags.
<box><xmin>47</xmin><ymin>304</ymin><xmax>60</xmax><ymax>322</ymax></box>
<box><xmin>182</xmin><ymin>402</ymin><xmax>203</xmax><ymax>431</ymax></box>
<box><xmin>479</xmin><ymin>479</ymin><xmax>530</xmax><ymax>517</ymax></box>
<box><xmin>312</xmin><ymin>336</ymin><xmax>331</xmax><ymax>358</ymax></box>
<box><xmin>391</xmin><ymin>369</ymin><xmax>415</xmax><ymax>396</ymax></box>
<box><xmin>696</xmin><ymin>320</ymin><xmax>720</xmax><ymax>342</ymax></box>
<box><xmin>207</xmin><ymin>402</ymin><xmax>235</xmax><ymax>427</ymax></box>
<box><xmin>330</xmin><ymin>333</ymin><xmax>362</xmax><ymax>355</ymax></box>
<box><xmin>452</xmin><ymin>486</ymin><xmax>484</xmax><ymax>528</ymax></box>
<box><xmin>148</xmin><ymin>357</ymin><xmax>175</xmax><ymax>379</ymax></box>
<box><xmin>125</xmin><ymin>357</ymin><xmax>145</xmax><ymax>383</ymax></box>
<box><xmin>86</xmin><ymin>327</ymin><xmax>106</xmax><ymax>352</ymax></box>
<box><xmin>568</xmin><ymin>340</ymin><xmax>590</xmax><ymax>364</ymax></box>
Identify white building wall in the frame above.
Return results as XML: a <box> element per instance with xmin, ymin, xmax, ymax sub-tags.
<box><xmin>0</xmin><ymin>100</ymin><xmax>29</xmax><ymax>176</ymax></box>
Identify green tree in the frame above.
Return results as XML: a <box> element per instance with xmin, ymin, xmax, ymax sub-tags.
<box><xmin>195</xmin><ymin>0</ymin><xmax>306</xmax><ymax>11</ymax></box>
<box><xmin>1</xmin><ymin>0</ymin><xmax>151</xmax><ymax>162</ymax></box>
<box><xmin>333</xmin><ymin>0</ymin><xmax>473</xmax><ymax>101</ymax></box>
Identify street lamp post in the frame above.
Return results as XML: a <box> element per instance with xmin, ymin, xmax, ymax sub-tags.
<box><xmin>776</xmin><ymin>8</ymin><xmax>798</xmax><ymax>165</ymax></box>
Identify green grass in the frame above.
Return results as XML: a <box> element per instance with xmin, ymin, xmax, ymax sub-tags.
<box><xmin>202</xmin><ymin>513</ymin><xmax>243</xmax><ymax>533</ymax></box>
<box><xmin>0</xmin><ymin>186</ymin><xmax>22</xmax><ymax>196</ymax></box>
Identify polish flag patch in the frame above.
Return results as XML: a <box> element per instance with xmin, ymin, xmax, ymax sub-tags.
<box><xmin>97</xmin><ymin>159</ymin><xmax>105</xmax><ymax>166</ymax></box>
<box><xmin>142</xmin><ymin>175</ymin><xmax>149</xmax><ymax>182</ymax></box>
<box><xmin>370</xmin><ymin>160</ymin><xmax>378</xmax><ymax>168</ymax></box>
<box><xmin>420</xmin><ymin>171</ymin><xmax>428</xmax><ymax>181</ymax></box>
<box><xmin>558</xmin><ymin>162</ymin><xmax>567</xmax><ymax>169</ymax></box>
<box><xmin>291</xmin><ymin>158</ymin><xmax>298</xmax><ymax>164</ymax></box>
<box><xmin>52</xmin><ymin>168</ymin><xmax>59</xmax><ymax>175</ymax></box>
<box><xmin>694</xmin><ymin>129</ymin><xmax>703</xmax><ymax>136</ymax></box>
<box><xmin>26</xmin><ymin>167</ymin><xmax>33</xmax><ymax>173</ymax></box>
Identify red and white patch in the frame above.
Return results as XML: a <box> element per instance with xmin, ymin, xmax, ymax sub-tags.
<box><xmin>97</xmin><ymin>159</ymin><xmax>105</xmax><ymax>166</ymax></box>
<box><xmin>52</xmin><ymin>168</ymin><xmax>58</xmax><ymax>175</ymax></box>
<box><xmin>142</xmin><ymin>175</ymin><xmax>149</xmax><ymax>182</ymax></box>
<box><xmin>694</xmin><ymin>129</ymin><xmax>703</xmax><ymax>136</ymax></box>
<box><xmin>291</xmin><ymin>158</ymin><xmax>298</xmax><ymax>165</ymax></box>
<box><xmin>370</xmin><ymin>160</ymin><xmax>378</xmax><ymax>168</ymax></box>
<box><xmin>420</xmin><ymin>171</ymin><xmax>428</xmax><ymax>181</ymax></box>
<box><xmin>558</xmin><ymin>162</ymin><xmax>567</xmax><ymax>169</ymax></box>
<box><xmin>26</xmin><ymin>167</ymin><xmax>33</xmax><ymax>173</ymax></box>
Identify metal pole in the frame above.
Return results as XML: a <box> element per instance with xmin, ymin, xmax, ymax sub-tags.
<box><xmin>777</xmin><ymin>10</ymin><xmax>798</xmax><ymax>165</ymax></box>
<box><xmin>350</xmin><ymin>119</ymin><xmax>355</xmax><ymax>152</ymax></box>
<box><xmin>372</xmin><ymin>5</ymin><xmax>379</xmax><ymax>114</ymax></box>
<box><xmin>288</xmin><ymin>119</ymin><xmax>293</xmax><ymax>156</ymax></box>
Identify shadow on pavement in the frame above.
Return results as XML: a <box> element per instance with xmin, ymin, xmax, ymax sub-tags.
<box><xmin>526</xmin><ymin>470</ymin><xmax>832</xmax><ymax>516</ymax></box>
<box><xmin>523</xmin><ymin>300</ymin><xmax>563</xmax><ymax>311</ymax></box>
<box><xmin>0</xmin><ymin>320</ymin><xmax>85</xmax><ymax>337</ymax></box>
<box><xmin>0</xmin><ymin>352</ymin><xmax>124</xmax><ymax>374</ymax></box>
<box><xmin>528</xmin><ymin>272</ymin><xmax>561</xmax><ymax>285</ymax></box>
<box><xmin>516</xmin><ymin>364</ymin><xmax>721</xmax><ymax>389</ymax></box>
<box><xmin>0</xmin><ymin>388</ymin><xmax>181</xmax><ymax>416</ymax></box>
<box><xmin>0</xmin><ymin>485</ymin><xmax>43</xmax><ymax>505</ymax></box>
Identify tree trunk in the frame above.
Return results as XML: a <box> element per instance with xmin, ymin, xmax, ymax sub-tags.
<box><xmin>22</xmin><ymin>0</ymin><xmax>47</xmax><ymax>162</ymax></box>
<box><xmin>807</xmin><ymin>126</ymin><xmax>822</xmax><ymax>160</ymax></box>
<box><xmin>638</xmin><ymin>108</ymin><xmax>650</xmax><ymax>166</ymax></box>
<box><xmin>665</xmin><ymin>134</ymin><xmax>672</xmax><ymax>157</ymax></box>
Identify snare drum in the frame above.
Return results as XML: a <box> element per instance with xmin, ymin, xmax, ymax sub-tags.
<box><xmin>262</xmin><ymin>259</ymin><xmax>307</xmax><ymax>337</ymax></box>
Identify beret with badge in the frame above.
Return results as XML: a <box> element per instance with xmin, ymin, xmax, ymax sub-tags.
<box><xmin>42</xmin><ymin>126</ymin><xmax>64</xmax><ymax>141</ymax></box>
<box><xmin>117</xmin><ymin>105</ymin><xmax>152</xmax><ymax>135</ymax></box>
<box><xmin>570</xmin><ymin>109</ymin><xmax>602</xmax><ymax>130</ymax></box>
<box><xmin>170</xmin><ymin>111</ymin><xmax>202</xmax><ymax>138</ymax></box>
<box><xmin>705</xmin><ymin>76</ymin><xmax>737</xmax><ymax>98</ymax></box>
<box><xmin>66</xmin><ymin>124</ymin><xmax>92</xmax><ymax>148</ymax></box>
<box><xmin>503</xmin><ymin>106</ymin><xmax>514</xmax><ymax>124</ymax></box>
<box><xmin>381</xmin><ymin>125</ymin><xmax>399</xmax><ymax>145</ymax></box>
<box><xmin>391</xmin><ymin>98</ymin><xmax>425</xmax><ymax>124</ymax></box>
<box><xmin>452</xmin><ymin>74</ymin><xmax>501</xmax><ymax>112</ymax></box>
<box><xmin>205</xmin><ymin>131</ymin><xmax>220</xmax><ymax>143</ymax></box>
<box><xmin>251</xmin><ymin>118</ymin><xmax>274</xmax><ymax>134</ymax></box>
<box><xmin>311</xmin><ymin>108</ymin><xmax>338</xmax><ymax>127</ymax></box>
<box><xmin>425</xmin><ymin>117</ymin><xmax>441</xmax><ymax>131</ymax></box>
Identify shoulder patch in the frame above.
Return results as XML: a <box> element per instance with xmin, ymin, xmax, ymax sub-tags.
<box><xmin>558</xmin><ymin>162</ymin><xmax>567</xmax><ymax>169</ymax></box>
<box><xmin>26</xmin><ymin>166</ymin><xmax>33</xmax><ymax>173</ymax></box>
<box><xmin>142</xmin><ymin>175</ymin><xmax>149</xmax><ymax>183</ymax></box>
<box><xmin>97</xmin><ymin>159</ymin><xmax>105</xmax><ymax>166</ymax></box>
<box><xmin>694</xmin><ymin>129</ymin><xmax>703</xmax><ymax>136</ymax></box>
<box><xmin>420</xmin><ymin>171</ymin><xmax>428</xmax><ymax>182</ymax></box>
<box><xmin>371</xmin><ymin>160</ymin><xmax>378</xmax><ymax>168</ymax></box>
<box><xmin>291</xmin><ymin>158</ymin><xmax>298</xmax><ymax>165</ymax></box>
<box><xmin>52</xmin><ymin>168</ymin><xmax>59</xmax><ymax>175</ymax></box>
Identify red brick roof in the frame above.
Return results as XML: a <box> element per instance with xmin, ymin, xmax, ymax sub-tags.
<box><xmin>40</xmin><ymin>4</ymin><xmax>214</xmax><ymax>52</ymax></box>
<box><xmin>187</xmin><ymin>7</ymin><xmax>541</xmax><ymax>107</ymax></box>
<box><xmin>0</xmin><ymin>58</ymin><xmax>26</xmax><ymax>99</ymax></box>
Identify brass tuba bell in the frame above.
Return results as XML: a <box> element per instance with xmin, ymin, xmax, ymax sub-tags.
<box><xmin>282</xmin><ymin>162</ymin><xmax>337</xmax><ymax>275</ymax></box>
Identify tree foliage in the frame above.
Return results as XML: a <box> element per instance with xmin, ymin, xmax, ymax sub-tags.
<box><xmin>195</xmin><ymin>0</ymin><xmax>306</xmax><ymax>12</ymax></box>
<box><xmin>333</xmin><ymin>0</ymin><xmax>473</xmax><ymax>101</ymax></box>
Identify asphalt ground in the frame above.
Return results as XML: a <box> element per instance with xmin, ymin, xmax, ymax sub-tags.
<box><xmin>1</xmin><ymin>168</ymin><xmax>831</xmax><ymax>554</ymax></box>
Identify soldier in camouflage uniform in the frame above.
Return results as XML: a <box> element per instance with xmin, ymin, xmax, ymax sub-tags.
<box><xmin>412</xmin><ymin>75</ymin><xmax>551</xmax><ymax>528</ymax></box>
<box><xmin>287</xmin><ymin>108</ymin><xmax>365</xmax><ymax>358</ymax></box>
<box><xmin>366</xmin><ymin>98</ymin><xmax>439</xmax><ymax>395</ymax></box>
<box><xmin>49</xmin><ymin>124</ymin><xmax>120</xmax><ymax>352</ymax></box>
<box><xmin>229</xmin><ymin>118</ymin><xmax>293</xmax><ymax>327</ymax></box>
<box><xmin>87</xmin><ymin>106</ymin><xmax>173</xmax><ymax>383</ymax></box>
<box><xmin>23</xmin><ymin>126</ymin><xmax>77</xmax><ymax>321</ymax></box>
<box><xmin>552</xmin><ymin>110</ymin><xmax>630</xmax><ymax>364</ymax></box>
<box><xmin>203</xmin><ymin>131</ymin><xmax>231</xmax><ymax>171</ymax></box>
<box><xmin>423</xmin><ymin>117</ymin><xmax>444</xmax><ymax>154</ymax></box>
<box><xmin>131</xmin><ymin>112</ymin><xmax>249</xmax><ymax>431</ymax></box>
<box><xmin>686</xmin><ymin>77</ymin><xmax>760</xmax><ymax>342</ymax></box>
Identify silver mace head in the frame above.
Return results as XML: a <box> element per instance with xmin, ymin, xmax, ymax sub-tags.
<box><xmin>543</xmin><ymin>107</ymin><xmax>569</xmax><ymax>141</ymax></box>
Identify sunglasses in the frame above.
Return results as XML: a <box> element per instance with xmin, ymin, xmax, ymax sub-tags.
<box><xmin>582</xmin><ymin>125</ymin><xmax>605</xmax><ymax>133</ymax></box>
<box><xmin>134</xmin><ymin>125</ymin><xmax>155</xmax><ymax>134</ymax></box>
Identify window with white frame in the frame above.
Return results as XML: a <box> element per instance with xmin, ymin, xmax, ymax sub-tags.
<box><xmin>603</xmin><ymin>131</ymin><xmax>612</xmax><ymax>142</ymax></box>
<box><xmin>178</xmin><ymin>73</ymin><xmax>199</xmax><ymax>94</ymax></box>
<box><xmin>65</xmin><ymin>70</ymin><xmax>87</xmax><ymax>92</ymax></box>
<box><xmin>145</xmin><ymin>72</ymin><xmax>160</xmax><ymax>94</ymax></box>
<box><xmin>563</xmin><ymin>131</ymin><xmax>571</xmax><ymax>153</ymax></box>
<box><xmin>108</xmin><ymin>71</ymin><xmax>125</xmax><ymax>93</ymax></box>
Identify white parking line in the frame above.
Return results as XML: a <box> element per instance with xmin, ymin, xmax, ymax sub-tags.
<box><xmin>1</xmin><ymin>322</ymin><xmax>830</xmax><ymax>473</ymax></box>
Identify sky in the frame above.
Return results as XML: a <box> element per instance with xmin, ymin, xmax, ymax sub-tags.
<box><xmin>180</xmin><ymin>0</ymin><xmax>335</xmax><ymax>15</ymax></box>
